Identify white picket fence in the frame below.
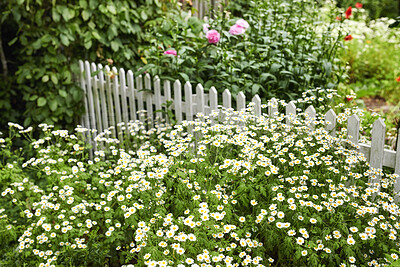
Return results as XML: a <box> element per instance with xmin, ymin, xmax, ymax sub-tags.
<box><xmin>78</xmin><ymin>60</ymin><xmax>400</xmax><ymax>196</ymax></box>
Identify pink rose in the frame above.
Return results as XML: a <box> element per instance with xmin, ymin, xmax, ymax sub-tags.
<box><xmin>203</xmin><ymin>23</ymin><xmax>210</xmax><ymax>34</ymax></box>
<box><xmin>206</xmin><ymin>30</ymin><xmax>220</xmax><ymax>44</ymax></box>
<box><xmin>235</xmin><ymin>19</ymin><xmax>249</xmax><ymax>29</ymax></box>
<box><xmin>229</xmin><ymin>24</ymin><xmax>246</xmax><ymax>35</ymax></box>
<box><xmin>163</xmin><ymin>49</ymin><xmax>177</xmax><ymax>56</ymax></box>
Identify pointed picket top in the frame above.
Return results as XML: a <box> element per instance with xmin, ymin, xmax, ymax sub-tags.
<box><xmin>97</xmin><ymin>63</ymin><xmax>109</xmax><ymax>132</ymax></box>
<box><xmin>209</xmin><ymin>87</ymin><xmax>218</xmax><ymax>113</ymax></box>
<box><xmin>222</xmin><ymin>89</ymin><xmax>231</xmax><ymax>109</ymax></box>
<box><xmin>237</xmin><ymin>92</ymin><xmax>246</xmax><ymax>112</ymax></box>
<box><xmin>119</xmin><ymin>68</ymin><xmax>129</xmax><ymax>131</ymax></box>
<box><xmin>324</xmin><ymin>109</ymin><xmax>336</xmax><ymax>137</ymax></box>
<box><xmin>305</xmin><ymin>105</ymin><xmax>316</xmax><ymax>131</ymax></box>
<box><xmin>369</xmin><ymin>118</ymin><xmax>385</xmax><ymax>185</ymax></box>
<box><xmin>347</xmin><ymin>114</ymin><xmax>360</xmax><ymax>146</ymax></box>
<box><xmin>126</xmin><ymin>70</ymin><xmax>137</xmax><ymax>122</ymax></box>
<box><xmin>84</xmin><ymin>61</ymin><xmax>97</xmax><ymax>132</ymax></box>
<box><xmin>154</xmin><ymin>76</ymin><xmax>162</xmax><ymax>121</ymax></box>
<box><xmin>252</xmin><ymin>95</ymin><xmax>261</xmax><ymax>117</ymax></box>
<box><xmin>163</xmin><ymin>80</ymin><xmax>172</xmax><ymax>121</ymax></box>
<box><xmin>394</xmin><ymin>135</ymin><xmax>400</xmax><ymax>198</ymax></box>
<box><xmin>285</xmin><ymin>101</ymin><xmax>296</xmax><ymax>126</ymax></box>
<box><xmin>268</xmin><ymin>97</ymin><xmax>278</xmax><ymax>118</ymax></box>
<box><xmin>144</xmin><ymin>73</ymin><xmax>152</xmax><ymax>89</ymax></box>
<box><xmin>174</xmin><ymin>80</ymin><xmax>183</xmax><ymax>123</ymax></box>
<box><xmin>112</xmin><ymin>66</ymin><xmax>123</xmax><ymax>144</ymax></box>
<box><xmin>136</xmin><ymin>74</ymin><xmax>145</xmax><ymax>123</ymax></box>
<box><xmin>104</xmin><ymin>65</ymin><xmax>116</xmax><ymax>137</ymax></box>
<box><xmin>185</xmin><ymin>81</ymin><xmax>193</xmax><ymax>121</ymax></box>
<box><xmin>196</xmin><ymin>84</ymin><xmax>205</xmax><ymax>115</ymax></box>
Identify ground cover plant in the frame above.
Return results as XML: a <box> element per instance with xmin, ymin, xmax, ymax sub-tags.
<box><xmin>1</xmin><ymin>90</ymin><xmax>400</xmax><ymax>266</ymax></box>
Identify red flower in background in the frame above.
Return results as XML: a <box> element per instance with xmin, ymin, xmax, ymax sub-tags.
<box><xmin>396</xmin><ymin>76</ymin><xmax>400</xmax><ymax>82</ymax></box>
<box><xmin>344</xmin><ymin>34</ymin><xmax>353</xmax><ymax>41</ymax></box>
<box><xmin>345</xmin><ymin>6</ymin><xmax>352</xmax><ymax>19</ymax></box>
<box><xmin>355</xmin><ymin>2</ymin><xmax>363</xmax><ymax>8</ymax></box>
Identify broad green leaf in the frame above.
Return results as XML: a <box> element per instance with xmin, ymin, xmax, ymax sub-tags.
<box><xmin>42</xmin><ymin>75</ymin><xmax>49</xmax><ymax>82</ymax></box>
<box><xmin>140</xmin><ymin>10</ymin><xmax>148</xmax><ymax>21</ymax></box>
<box><xmin>84</xmin><ymin>40</ymin><xmax>92</xmax><ymax>49</ymax></box>
<box><xmin>92</xmin><ymin>31</ymin><xmax>101</xmax><ymax>40</ymax></box>
<box><xmin>49</xmin><ymin>100</ymin><xmax>58</xmax><ymax>111</ymax></box>
<box><xmin>60</xmin><ymin>34</ymin><xmax>69</xmax><ymax>46</ymax></box>
<box><xmin>52</xmin><ymin>8</ymin><xmax>60</xmax><ymax>22</ymax></box>
<box><xmin>59</xmin><ymin>90</ymin><xmax>68</xmax><ymax>98</ymax></box>
<box><xmin>79</xmin><ymin>0</ymin><xmax>88</xmax><ymax>9</ymax></box>
<box><xmin>8</xmin><ymin>37</ymin><xmax>18</xmax><ymax>46</ymax></box>
<box><xmin>51</xmin><ymin>74</ymin><xmax>58</xmax><ymax>84</ymax></box>
<box><xmin>111</xmin><ymin>40</ymin><xmax>119</xmax><ymax>52</ymax></box>
<box><xmin>82</xmin><ymin>10</ymin><xmax>91</xmax><ymax>21</ymax></box>
<box><xmin>107</xmin><ymin>4</ymin><xmax>116</xmax><ymax>15</ymax></box>
<box><xmin>179</xmin><ymin>73</ymin><xmax>190</xmax><ymax>82</ymax></box>
<box><xmin>37</xmin><ymin>97</ymin><xmax>47</xmax><ymax>107</ymax></box>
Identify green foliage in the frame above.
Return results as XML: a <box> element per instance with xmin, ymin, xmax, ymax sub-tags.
<box><xmin>334</xmin><ymin>0</ymin><xmax>400</xmax><ymax>19</ymax></box>
<box><xmin>143</xmin><ymin>0</ymin><xmax>345</xmax><ymax>102</ymax></box>
<box><xmin>0</xmin><ymin>0</ymin><xmax>182</xmax><ymax>132</ymax></box>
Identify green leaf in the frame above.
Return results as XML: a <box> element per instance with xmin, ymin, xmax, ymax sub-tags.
<box><xmin>52</xmin><ymin>8</ymin><xmax>60</xmax><ymax>22</ymax></box>
<box><xmin>111</xmin><ymin>40</ymin><xmax>119</xmax><ymax>52</ymax></box>
<box><xmin>49</xmin><ymin>100</ymin><xmax>58</xmax><ymax>111</ymax></box>
<box><xmin>60</xmin><ymin>34</ymin><xmax>70</xmax><ymax>46</ymax></box>
<box><xmin>59</xmin><ymin>90</ymin><xmax>68</xmax><ymax>98</ymax></box>
<box><xmin>37</xmin><ymin>97</ymin><xmax>47</xmax><ymax>107</ymax></box>
<box><xmin>8</xmin><ymin>37</ymin><xmax>18</xmax><ymax>46</ymax></box>
<box><xmin>92</xmin><ymin>31</ymin><xmax>101</xmax><ymax>40</ymax></box>
<box><xmin>140</xmin><ymin>10</ymin><xmax>148</xmax><ymax>21</ymax></box>
<box><xmin>79</xmin><ymin>0</ymin><xmax>88</xmax><ymax>9</ymax></box>
<box><xmin>29</xmin><ymin>95</ymin><xmax>38</xmax><ymax>101</ymax></box>
<box><xmin>82</xmin><ymin>10</ymin><xmax>91</xmax><ymax>21</ymax></box>
<box><xmin>51</xmin><ymin>74</ymin><xmax>58</xmax><ymax>85</ymax></box>
<box><xmin>84</xmin><ymin>40</ymin><xmax>92</xmax><ymax>49</ymax></box>
<box><xmin>179</xmin><ymin>73</ymin><xmax>189</xmax><ymax>82</ymax></box>
<box><xmin>107</xmin><ymin>4</ymin><xmax>116</xmax><ymax>14</ymax></box>
<box><xmin>42</xmin><ymin>75</ymin><xmax>49</xmax><ymax>83</ymax></box>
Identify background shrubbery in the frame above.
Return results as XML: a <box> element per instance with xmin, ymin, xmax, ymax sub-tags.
<box><xmin>0</xmin><ymin>0</ymin><xmax>345</xmax><ymax>132</ymax></box>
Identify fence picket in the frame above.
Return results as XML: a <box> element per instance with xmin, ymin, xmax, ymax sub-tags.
<box><xmin>144</xmin><ymin>74</ymin><xmax>153</xmax><ymax>128</ymax></box>
<box><xmin>394</xmin><ymin>136</ymin><xmax>400</xmax><ymax>199</ymax></box>
<box><xmin>174</xmin><ymin>80</ymin><xmax>183</xmax><ymax>123</ymax></box>
<box><xmin>104</xmin><ymin>65</ymin><xmax>116</xmax><ymax>138</ymax></box>
<box><xmin>196</xmin><ymin>84</ymin><xmax>205</xmax><ymax>116</ymax></box>
<box><xmin>305</xmin><ymin>105</ymin><xmax>316</xmax><ymax>131</ymax></box>
<box><xmin>112</xmin><ymin>67</ymin><xmax>124</xmax><ymax>145</ymax></box>
<box><xmin>126</xmin><ymin>70</ymin><xmax>137</xmax><ymax>122</ymax></box>
<box><xmin>237</xmin><ymin>92</ymin><xmax>246</xmax><ymax>112</ymax></box>
<box><xmin>369</xmin><ymin>118</ymin><xmax>385</xmax><ymax>188</ymax></box>
<box><xmin>324</xmin><ymin>109</ymin><xmax>336</xmax><ymax>137</ymax></box>
<box><xmin>347</xmin><ymin>114</ymin><xmax>360</xmax><ymax>146</ymax></box>
<box><xmin>90</xmin><ymin>63</ymin><xmax>103</xmax><ymax>134</ymax></box>
<box><xmin>222</xmin><ymin>89</ymin><xmax>232</xmax><ymax>109</ymax></box>
<box><xmin>119</xmin><ymin>68</ymin><xmax>129</xmax><ymax>133</ymax></box>
<box><xmin>209</xmin><ymin>87</ymin><xmax>218</xmax><ymax>114</ymax></box>
<box><xmin>97</xmin><ymin>64</ymin><xmax>109</xmax><ymax>133</ymax></box>
<box><xmin>136</xmin><ymin>75</ymin><xmax>145</xmax><ymax>123</ymax></box>
<box><xmin>285</xmin><ymin>101</ymin><xmax>296</xmax><ymax>126</ymax></box>
<box><xmin>268</xmin><ymin>98</ymin><xmax>278</xmax><ymax>118</ymax></box>
<box><xmin>84</xmin><ymin>61</ymin><xmax>97</xmax><ymax>132</ymax></box>
<box><xmin>154</xmin><ymin>77</ymin><xmax>162</xmax><ymax>122</ymax></box>
<box><xmin>252</xmin><ymin>95</ymin><xmax>261</xmax><ymax>117</ymax></box>
<box><xmin>78</xmin><ymin>60</ymin><xmax>90</xmax><ymax>131</ymax></box>
<box><xmin>185</xmin><ymin>82</ymin><xmax>193</xmax><ymax>121</ymax></box>
<box><xmin>164</xmin><ymin>80</ymin><xmax>172</xmax><ymax>123</ymax></box>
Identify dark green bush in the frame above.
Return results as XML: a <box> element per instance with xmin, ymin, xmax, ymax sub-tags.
<box><xmin>0</xmin><ymin>0</ymin><xmax>182</xmax><ymax>132</ymax></box>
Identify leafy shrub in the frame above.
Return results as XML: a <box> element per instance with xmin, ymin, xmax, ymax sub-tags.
<box><xmin>0</xmin><ymin>0</ymin><xmax>183</xmax><ymax>131</ymax></box>
<box><xmin>142</xmin><ymin>0</ymin><xmax>345</xmax><ymax>102</ymax></box>
<box><xmin>334</xmin><ymin>0</ymin><xmax>400</xmax><ymax>19</ymax></box>
<box><xmin>1</xmin><ymin>91</ymin><xmax>400</xmax><ymax>266</ymax></box>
